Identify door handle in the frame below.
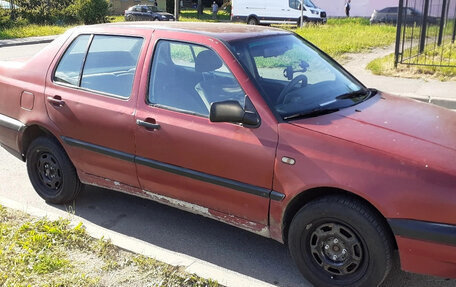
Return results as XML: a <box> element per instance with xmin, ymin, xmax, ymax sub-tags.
<box><xmin>136</xmin><ymin>119</ymin><xmax>161</xmax><ymax>131</ymax></box>
<box><xmin>47</xmin><ymin>96</ymin><xmax>65</xmax><ymax>107</ymax></box>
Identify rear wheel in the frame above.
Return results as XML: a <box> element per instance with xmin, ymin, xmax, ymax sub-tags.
<box><xmin>288</xmin><ymin>195</ymin><xmax>393</xmax><ymax>287</ymax></box>
<box><xmin>247</xmin><ymin>17</ymin><xmax>258</xmax><ymax>25</ymax></box>
<box><xmin>26</xmin><ymin>137</ymin><xmax>83</xmax><ymax>204</ymax></box>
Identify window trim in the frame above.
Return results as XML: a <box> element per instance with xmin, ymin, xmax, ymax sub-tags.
<box><xmin>52</xmin><ymin>33</ymin><xmax>145</xmax><ymax>101</ymax></box>
<box><xmin>146</xmin><ymin>39</ymin><xmax>252</xmax><ymax>120</ymax></box>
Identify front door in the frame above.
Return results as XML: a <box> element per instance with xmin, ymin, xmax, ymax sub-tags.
<box><xmin>134</xmin><ymin>34</ymin><xmax>279</xmax><ymax>225</ymax></box>
<box><xmin>45</xmin><ymin>34</ymin><xmax>145</xmax><ymax>187</ymax></box>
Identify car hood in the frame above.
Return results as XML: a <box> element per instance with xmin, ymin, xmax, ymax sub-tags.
<box><xmin>289</xmin><ymin>93</ymin><xmax>456</xmax><ymax>172</ymax></box>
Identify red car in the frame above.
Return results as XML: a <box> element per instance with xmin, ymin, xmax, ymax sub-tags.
<box><xmin>0</xmin><ymin>22</ymin><xmax>454</xmax><ymax>287</ymax></box>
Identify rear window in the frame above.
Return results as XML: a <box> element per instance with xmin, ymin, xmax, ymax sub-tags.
<box><xmin>54</xmin><ymin>35</ymin><xmax>144</xmax><ymax>99</ymax></box>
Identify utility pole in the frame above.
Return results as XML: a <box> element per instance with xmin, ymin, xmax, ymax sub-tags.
<box><xmin>300</xmin><ymin>0</ymin><xmax>304</xmax><ymax>28</ymax></box>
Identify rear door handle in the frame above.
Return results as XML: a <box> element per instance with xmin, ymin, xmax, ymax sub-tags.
<box><xmin>47</xmin><ymin>96</ymin><xmax>65</xmax><ymax>107</ymax></box>
<box><xmin>136</xmin><ymin>119</ymin><xmax>161</xmax><ymax>131</ymax></box>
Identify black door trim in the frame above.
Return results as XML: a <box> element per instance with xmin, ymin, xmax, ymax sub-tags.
<box><xmin>61</xmin><ymin>136</ymin><xmax>285</xmax><ymax>201</ymax></box>
<box><xmin>388</xmin><ymin>218</ymin><xmax>456</xmax><ymax>246</ymax></box>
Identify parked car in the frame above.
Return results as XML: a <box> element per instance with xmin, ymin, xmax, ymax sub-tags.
<box><xmin>0</xmin><ymin>0</ymin><xmax>18</xmax><ymax>9</ymax></box>
<box><xmin>0</xmin><ymin>22</ymin><xmax>455</xmax><ymax>287</ymax></box>
<box><xmin>125</xmin><ymin>4</ymin><xmax>175</xmax><ymax>21</ymax></box>
<box><xmin>231</xmin><ymin>0</ymin><xmax>326</xmax><ymax>26</ymax></box>
<box><xmin>370</xmin><ymin>6</ymin><xmax>438</xmax><ymax>25</ymax></box>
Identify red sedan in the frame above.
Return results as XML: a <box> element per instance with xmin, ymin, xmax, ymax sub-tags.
<box><xmin>0</xmin><ymin>22</ymin><xmax>454</xmax><ymax>286</ymax></box>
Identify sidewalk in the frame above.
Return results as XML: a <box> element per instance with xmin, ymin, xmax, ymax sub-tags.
<box><xmin>0</xmin><ymin>35</ymin><xmax>58</xmax><ymax>48</ymax></box>
<box><xmin>342</xmin><ymin>45</ymin><xmax>456</xmax><ymax>110</ymax></box>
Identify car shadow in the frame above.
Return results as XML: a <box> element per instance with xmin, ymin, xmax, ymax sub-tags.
<box><xmin>53</xmin><ymin>185</ymin><xmax>454</xmax><ymax>287</ymax></box>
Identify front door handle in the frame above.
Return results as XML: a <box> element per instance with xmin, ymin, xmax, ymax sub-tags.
<box><xmin>47</xmin><ymin>96</ymin><xmax>65</xmax><ymax>107</ymax></box>
<box><xmin>136</xmin><ymin>119</ymin><xmax>161</xmax><ymax>131</ymax></box>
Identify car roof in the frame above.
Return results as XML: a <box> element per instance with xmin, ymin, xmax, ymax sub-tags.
<box><xmin>80</xmin><ymin>22</ymin><xmax>291</xmax><ymax>42</ymax></box>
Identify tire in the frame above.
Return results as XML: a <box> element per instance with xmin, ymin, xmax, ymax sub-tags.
<box><xmin>154</xmin><ymin>17</ymin><xmax>160</xmax><ymax>21</ymax></box>
<box><xmin>288</xmin><ymin>195</ymin><xmax>393</xmax><ymax>287</ymax></box>
<box><xmin>26</xmin><ymin>137</ymin><xmax>83</xmax><ymax>204</ymax></box>
<box><xmin>125</xmin><ymin>14</ymin><xmax>133</xmax><ymax>21</ymax></box>
<box><xmin>247</xmin><ymin>17</ymin><xmax>258</xmax><ymax>25</ymax></box>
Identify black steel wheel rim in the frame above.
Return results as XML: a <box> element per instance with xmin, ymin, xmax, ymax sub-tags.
<box><xmin>36</xmin><ymin>151</ymin><xmax>63</xmax><ymax>192</ymax></box>
<box><xmin>303</xmin><ymin>220</ymin><xmax>368</xmax><ymax>282</ymax></box>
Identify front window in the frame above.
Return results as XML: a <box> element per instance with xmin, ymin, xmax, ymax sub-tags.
<box><xmin>148</xmin><ymin>40</ymin><xmax>245</xmax><ymax>117</ymax></box>
<box><xmin>289</xmin><ymin>0</ymin><xmax>317</xmax><ymax>9</ymax></box>
<box><xmin>229</xmin><ymin>34</ymin><xmax>372</xmax><ymax>120</ymax></box>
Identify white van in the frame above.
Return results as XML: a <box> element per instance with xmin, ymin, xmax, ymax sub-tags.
<box><xmin>231</xmin><ymin>0</ymin><xmax>327</xmax><ymax>26</ymax></box>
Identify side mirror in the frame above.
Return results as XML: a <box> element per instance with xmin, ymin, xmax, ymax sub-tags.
<box><xmin>210</xmin><ymin>101</ymin><xmax>260</xmax><ymax>127</ymax></box>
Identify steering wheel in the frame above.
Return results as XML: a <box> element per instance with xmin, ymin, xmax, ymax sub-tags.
<box><xmin>276</xmin><ymin>75</ymin><xmax>308</xmax><ymax>105</ymax></box>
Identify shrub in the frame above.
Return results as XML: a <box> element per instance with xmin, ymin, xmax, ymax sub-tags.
<box><xmin>16</xmin><ymin>0</ymin><xmax>76</xmax><ymax>25</ymax></box>
<box><xmin>72</xmin><ymin>0</ymin><xmax>109</xmax><ymax>25</ymax></box>
<box><xmin>0</xmin><ymin>8</ymin><xmax>10</xmax><ymax>28</ymax></box>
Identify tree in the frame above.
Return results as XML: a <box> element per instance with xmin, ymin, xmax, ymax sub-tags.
<box><xmin>10</xmin><ymin>0</ymin><xmax>16</xmax><ymax>20</ymax></box>
<box><xmin>197</xmin><ymin>0</ymin><xmax>203</xmax><ymax>15</ymax></box>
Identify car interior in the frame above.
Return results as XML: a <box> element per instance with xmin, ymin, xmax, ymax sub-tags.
<box><xmin>149</xmin><ymin>41</ymin><xmax>245</xmax><ymax>117</ymax></box>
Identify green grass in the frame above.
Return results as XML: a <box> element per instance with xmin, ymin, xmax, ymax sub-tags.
<box><xmin>179</xmin><ymin>9</ymin><xmax>230</xmax><ymax>22</ymax></box>
<box><xmin>0</xmin><ymin>16</ymin><xmax>397</xmax><ymax>61</ymax></box>
<box><xmin>107</xmin><ymin>15</ymin><xmax>126</xmax><ymax>23</ymax></box>
<box><xmin>367</xmin><ymin>43</ymin><xmax>456</xmax><ymax>81</ymax></box>
<box><xmin>0</xmin><ymin>15</ymin><xmax>125</xmax><ymax>40</ymax></box>
<box><xmin>292</xmin><ymin>18</ymin><xmax>397</xmax><ymax>58</ymax></box>
<box><xmin>0</xmin><ymin>24</ymin><xmax>69</xmax><ymax>39</ymax></box>
<box><xmin>0</xmin><ymin>205</ymin><xmax>219</xmax><ymax>287</ymax></box>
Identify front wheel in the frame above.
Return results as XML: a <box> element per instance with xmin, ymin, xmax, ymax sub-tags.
<box><xmin>26</xmin><ymin>137</ymin><xmax>83</xmax><ymax>204</ymax></box>
<box><xmin>288</xmin><ymin>196</ymin><xmax>393</xmax><ymax>287</ymax></box>
<box><xmin>247</xmin><ymin>17</ymin><xmax>258</xmax><ymax>25</ymax></box>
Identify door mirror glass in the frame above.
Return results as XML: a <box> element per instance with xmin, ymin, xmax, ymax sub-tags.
<box><xmin>210</xmin><ymin>101</ymin><xmax>259</xmax><ymax>127</ymax></box>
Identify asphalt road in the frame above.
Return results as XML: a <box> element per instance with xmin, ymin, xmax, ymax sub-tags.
<box><xmin>0</xmin><ymin>44</ymin><xmax>455</xmax><ymax>287</ymax></box>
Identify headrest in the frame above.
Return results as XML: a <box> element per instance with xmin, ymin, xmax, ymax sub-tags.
<box><xmin>195</xmin><ymin>49</ymin><xmax>223</xmax><ymax>73</ymax></box>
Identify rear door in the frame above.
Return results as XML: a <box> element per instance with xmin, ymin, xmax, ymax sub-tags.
<box><xmin>134</xmin><ymin>31</ymin><xmax>279</xmax><ymax>226</ymax></box>
<box><xmin>45</xmin><ymin>33</ymin><xmax>146</xmax><ymax>187</ymax></box>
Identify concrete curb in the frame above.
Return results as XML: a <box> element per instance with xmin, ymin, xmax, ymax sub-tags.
<box><xmin>410</xmin><ymin>96</ymin><xmax>456</xmax><ymax>110</ymax></box>
<box><xmin>0</xmin><ymin>35</ymin><xmax>58</xmax><ymax>48</ymax></box>
<box><xmin>0</xmin><ymin>196</ymin><xmax>276</xmax><ymax>287</ymax></box>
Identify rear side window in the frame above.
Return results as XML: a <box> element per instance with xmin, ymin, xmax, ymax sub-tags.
<box><xmin>81</xmin><ymin>35</ymin><xmax>143</xmax><ymax>98</ymax></box>
<box><xmin>54</xmin><ymin>35</ymin><xmax>90</xmax><ymax>86</ymax></box>
<box><xmin>54</xmin><ymin>35</ymin><xmax>143</xmax><ymax>99</ymax></box>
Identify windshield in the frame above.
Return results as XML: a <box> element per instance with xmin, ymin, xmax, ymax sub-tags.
<box><xmin>228</xmin><ymin>34</ymin><xmax>370</xmax><ymax>120</ymax></box>
<box><xmin>290</xmin><ymin>0</ymin><xmax>317</xmax><ymax>9</ymax></box>
<box><xmin>304</xmin><ymin>0</ymin><xmax>317</xmax><ymax>8</ymax></box>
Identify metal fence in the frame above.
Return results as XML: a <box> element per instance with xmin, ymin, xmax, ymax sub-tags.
<box><xmin>395</xmin><ymin>0</ymin><xmax>456</xmax><ymax>68</ymax></box>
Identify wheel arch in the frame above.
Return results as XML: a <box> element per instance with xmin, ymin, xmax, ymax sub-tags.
<box><xmin>247</xmin><ymin>14</ymin><xmax>259</xmax><ymax>24</ymax></box>
<box><xmin>282</xmin><ymin>187</ymin><xmax>397</xmax><ymax>249</ymax></box>
<box><xmin>20</xmin><ymin>124</ymin><xmax>61</xmax><ymax>160</ymax></box>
